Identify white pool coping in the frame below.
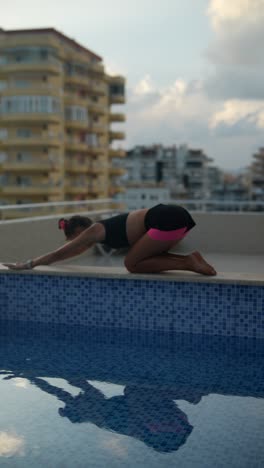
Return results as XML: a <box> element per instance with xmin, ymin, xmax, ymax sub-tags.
<box><xmin>1</xmin><ymin>262</ymin><xmax>264</xmax><ymax>286</ymax></box>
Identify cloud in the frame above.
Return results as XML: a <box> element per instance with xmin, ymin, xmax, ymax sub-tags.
<box><xmin>210</xmin><ymin>100</ymin><xmax>264</xmax><ymax>130</ymax></box>
<box><xmin>205</xmin><ymin>68</ymin><xmax>264</xmax><ymax>101</ymax></box>
<box><xmin>12</xmin><ymin>377</ymin><xmax>29</xmax><ymax>389</ymax></box>
<box><xmin>207</xmin><ymin>0</ymin><xmax>264</xmax><ymax>32</ymax></box>
<box><xmin>125</xmin><ymin>74</ymin><xmax>264</xmax><ymax>169</ymax></box>
<box><xmin>0</xmin><ymin>432</ymin><xmax>25</xmax><ymax>457</ymax></box>
<box><xmin>127</xmin><ymin>77</ymin><xmax>215</xmax><ymax>146</ymax></box>
<box><xmin>133</xmin><ymin>75</ymin><xmax>156</xmax><ymax>97</ymax></box>
<box><xmin>205</xmin><ymin>0</ymin><xmax>264</xmax><ymax>102</ymax></box>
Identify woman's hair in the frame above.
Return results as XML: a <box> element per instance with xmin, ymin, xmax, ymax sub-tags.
<box><xmin>58</xmin><ymin>215</ymin><xmax>93</xmax><ymax>238</ymax></box>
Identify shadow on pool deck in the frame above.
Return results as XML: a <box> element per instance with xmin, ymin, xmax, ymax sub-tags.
<box><xmin>62</xmin><ymin>251</ymin><xmax>264</xmax><ymax>276</ymax></box>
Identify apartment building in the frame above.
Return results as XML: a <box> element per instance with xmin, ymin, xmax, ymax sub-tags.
<box><xmin>124</xmin><ymin>144</ymin><xmax>215</xmax><ymax>200</ymax></box>
<box><xmin>0</xmin><ymin>28</ymin><xmax>125</xmax><ymax>206</ymax></box>
<box><xmin>181</xmin><ymin>148</ymin><xmax>213</xmax><ymax>199</ymax></box>
<box><xmin>115</xmin><ymin>183</ymin><xmax>170</xmax><ymax>210</ymax></box>
<box><xmin>249</xmin><ymin>147</ymin><xmax>264</xmax><ymax>200</ymax></box>
<box><xmin>125</xmin><ymin>145</ymin><xmax>177</xmax><ymax>184</ymax></box>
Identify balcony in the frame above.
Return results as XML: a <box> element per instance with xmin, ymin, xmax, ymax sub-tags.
<box><xmin>89</xmin><ymin>122</ymin><xmax>107</xmax><ymax>134</ymax></box>
<box><xmin>1</xmin><ymin>83</ymin><xmax>62</xmax><ymax>97</ymax></box>
<box><xmin>0</xmin><ymin>34</ymin><xmax>60</xmax><ymax>51</ymax></box>
<box><xmin>108</xmin><ymin>149</ymin><xmax>126</xmax><ymax>158</ymax></box>
<box><xmin>109</xmin><ymin>94</ymin><xmax>125</xmax><ymax>105</ymax></box>
<box><xmin>87</xmin><ymin>184</ymin><xmax>105</xmax><ymax>195</ymax></box>
<box><xmin>0</xmin><ymin>184</ymin><xmax>62</xmax><ymax>196</ymax></box>
<box><xmin>0</xmin><ymin>112</ymin><xmax>61</xmax><ymax>124</ymax></box>
<box><xmin>109</xmin><ymin>185</ymin><xmax>126</xmax><ymax>194</ymax></box>
<box><xmin>0</xmin><ymin>136</ymin><xmax>62</xmax><ymax>148</ymax></box>
<box><xmin>88</xmin><ymin>163</ymin><xmax>106</xmax><ymax>174</ymax></box>
<box><xmin>65</xmin><ymin>139</ymin><xmax>105</xmax><ymax>154</ymax></box>
<box><xmin>88</xmin><ymin>102</ymin><xmax>106</xmax><ymax>115</ymax></box>
<box><xmin>65</xmin><ymin>162</ymin><xmax>89</xmax><ymax>174</ymax></box>
<box><xmin>64</xmin><ymin>93</ymin><xmax>89</xmax><ymax>106</ymax></box>
<box><xmin>64</xmin><ymin>184</ymin><xmax>88</xmax><ymax>195</ymax></box>
<box><xmin>0</xmin><ymin>59</ymin><xmax>63</xmax><ymax>76</ymax></box>
<box><xmin>109</xmin><ymin>131</ymin><xmax>125</xmax><ymax>141</ymax></box>
<box><xmin>87</xmin><ymin>82</ymin><xmax>106</xmax><ymax>96</ymax></box>
<box><xmin>65</xmin><ymin>140</ymin><xmax>89</xmax><ymax>152</ymax></box>
<box><xmin>88</xmin><ymin>147</ymin><xmax>106</xmax><ymax>155</ymax></box>
<box><xmin>0</xmin><ymin>159</ymin><xmax>60</xmax><ymax>172</ymax></box>
<box><xmin>64</xmin><ymin>118</ymin><xmax>89</xmax><ymax>130</ymax></box>
<box><xmin>64</xmin><ymin>74</ymin><xmax>90</xmax><ymax>88</ymax></box>
<box><xmin>87</xmin><ymin>62</ymin><xmax>105</xmax><ymax>76</ymax></box>
<box><xmin>108</xmin><ymin>167</ymin><xmax>126</xmax><ymax>176</ymax></box>
<box><xmin>109</xmin><ymin>113</ymin><xmax>125</xmax><ymax>122</ymax></box>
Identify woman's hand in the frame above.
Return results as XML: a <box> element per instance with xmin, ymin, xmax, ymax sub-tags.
<box><xmin>3</xmin><ymin>260</ymin><xmax>33</xmax><ymax>270</ymax></box>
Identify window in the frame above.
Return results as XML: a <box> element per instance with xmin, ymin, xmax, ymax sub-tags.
<box><xmin>16</xmin><ymin>129</ymin><xmax>31</xmax><ymax>138</ymax></box>
<box><xmin>1</xmin><ymin>96</ymin><xmax>61</xmax><ymax>114</ymax></box>
<box><xmin>65</xmin><ymin>106</ymin><xmax>88</xmax><ymax>121</ymax></box>
<box><xmin>40</xmin><ymin>49</ymin><xmax>48</xmax><ymax>59</ymax></box>
<box><xmin>14</xmin><ymin>80</ymin><xmax>30</xmax><ymax>88</ymax></box>
<box><xmin>0</xmin><ymin>129</ymin><xmax>8</xmax><ymax>139</ymax></box>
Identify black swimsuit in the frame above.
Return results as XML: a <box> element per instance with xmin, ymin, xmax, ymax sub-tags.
<box><xmin>99</xmin><ymin>213</ymin><xmax>129</xmax><ymax>249</ymax></box>
<box><xmin>99</xmin><ymin>204</ymin><xmax>195</xmax><ymax>249</ymax></box>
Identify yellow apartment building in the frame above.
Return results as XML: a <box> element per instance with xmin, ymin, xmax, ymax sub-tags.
<box><xmin>0</xmin><ymin>27</ymin><xmax>126</xmax><ymax>208</ymax></box>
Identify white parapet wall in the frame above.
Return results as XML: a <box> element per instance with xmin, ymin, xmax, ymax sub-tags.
<box><xmin>0</xmin><ymin>211</ymin><xmax>113</xmax><ymax>262</ymax></box>
<box><xmin>0</xmin><ymin>211</ymin><xmax>263</xmax><ymax>262</ymax></box>
<box><xmin>178</xmin><ymin>211</ymin><xmax>264</xmax><ymax>255</ymax></box>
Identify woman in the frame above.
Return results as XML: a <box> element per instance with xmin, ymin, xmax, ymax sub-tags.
<box><xmin>3</xmin><ymin>203</ymin><xmax>216</xmax><ymax>275</ymax></box>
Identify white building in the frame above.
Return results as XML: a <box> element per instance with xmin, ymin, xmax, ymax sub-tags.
<box><xmin>115</xmin><ymin>183</ymin><xmax>170</xmax><ymax>210</ymax></box>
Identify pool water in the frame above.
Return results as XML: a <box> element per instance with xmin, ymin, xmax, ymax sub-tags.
<box><xmin>0</xmin><ymin>321</ymin><xmax>264</xmax><ymax>468</ymax></box>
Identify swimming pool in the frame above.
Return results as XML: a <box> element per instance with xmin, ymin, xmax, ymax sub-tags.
<box><xmin>0</xmin><ymin>321</ymin><xmax>264</xmax><ymax>468</ymax></box>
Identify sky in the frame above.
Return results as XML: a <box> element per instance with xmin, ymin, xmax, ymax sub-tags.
<box><xmin>1</xmin><ymin>0</ymin><xmax>264</xmax><ymax>170</ymax></box>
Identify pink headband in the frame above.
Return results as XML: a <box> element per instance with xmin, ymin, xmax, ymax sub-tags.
<box><xmin>58</xmin><ymin>219</ymin><xmax>67</xmax><ymax>230</ymax></box>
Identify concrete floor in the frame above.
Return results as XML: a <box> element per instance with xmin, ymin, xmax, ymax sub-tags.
<box><xmin>63</xmin><ymin>251</ymin><xmax>264</xmax><ymax>275</ymax></box>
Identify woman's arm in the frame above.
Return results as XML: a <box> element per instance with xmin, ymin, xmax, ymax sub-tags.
<box><xmin>3</xmin><ymin>223</ymin><xmax>101</xmax><ymax>270</ymax></box>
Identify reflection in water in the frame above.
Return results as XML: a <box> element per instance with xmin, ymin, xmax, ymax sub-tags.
<box><xmin>0</xmin><ymin>431</ymin><xmax>25</xmax><ymax>457</ymax></box>
<box><xmin>30</xmin><ymin>377</ymin><xmax>194</xmax><ymax>453</ymax></box>
<box><xmin>0</xmin><ymin>323</ymin><xmax>264</xmax><ymax>454</ymax></box>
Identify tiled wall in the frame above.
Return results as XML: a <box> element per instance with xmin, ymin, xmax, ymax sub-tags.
<box><xmin>0</xmin><ymin>274</ymin><xmax>263</xmax><ymax>339</ymax></box>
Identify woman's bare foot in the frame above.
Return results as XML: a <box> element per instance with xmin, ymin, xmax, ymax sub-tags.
<box><xmin>189</xmin><ymin>251</ymin><xmax>217</xmax><ymax>276</ymax></box>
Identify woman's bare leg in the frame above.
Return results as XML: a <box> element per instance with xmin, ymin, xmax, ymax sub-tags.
<box><xmin>125</xmin><ymin>235</ymin><xmax>216</xmax><ymax>276</ymax></box>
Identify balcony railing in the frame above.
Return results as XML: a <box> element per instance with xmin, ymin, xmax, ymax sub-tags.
<box><xmin>87</xmin><ymin>62</ymin><xmax>104</xmax><ymax>75</ymax></box>
<box><xmin>109</xmin><ymin>131</ymin><xmax>125</xmax><ymax>141</ymax></box>
<box><xmin>89</xmin><ymin>82</ymin><xmax>106</xmax><ymax>95</ymax></box>
<box><xmin>64</xmin><ymin>74</ymin><xmax>90</xmax><ymax>88</ymax></box>
<box><xmin>1</xmin><ymin>83</ymin><xmax>63</xmax><ymax>96</ymax></box>
<box><xmin>89</xmin><ymin>123</ymin><xmax>107</xmax><ymax>134</ymax></box>
<box><xmin>88</xmin><ymin>102</ymin><xmax>106</xmax><ymax>115</ymax></box>
<box><xmin>0</xmin><ymin>183</ymin><xmax>62</xmax><ymax>196</ymax></box>
<box><xmin>0</xmin><ymin>58</ymin><xmax>63</xmax><ymax>75</ymax></box>
<box><xmin>65</xmin><ymin>161</ymin><xmax>106</xmax><ymax>172</ymax></box>
<box><xmin>109</xmin><ymin>94</ymin><xmax>125</xmax><ymax>105</ymax></box>
<box><xmin>0</xmin><ymin>112</ymin><xmax>62</xmax><ymax>123</ymax></box>
<box><xmin>108</xmin><ymin>149</ymin><xmax>126</xmax><ymax>158</ymax></box>
<box><xmin>0</xmin><ymin>158</ymin><xmax>60</xmax><ymax>172</ymax></box>
<box><xmin>64</xmin><ymin>118</ymin><xmax>89</xmax><ymax>129</ymax></box>
<box><xmin>109</xmin><ymin>113</ymin><xmax>126</xmax><ymax>122</ymax></box>
<box><xmin>0</xmin><ymin>198</ymin><xmax>118</xmax><ymax>220</ymax></box>
<box><xmin>65</xmin><ymin>138</ymin><xmax>105</xmax><ymax>154</ymax></box>
<box><xmin>0</xmin><ymin>136</ymin><xmax>63</xmax><ymax>147</ymax></box>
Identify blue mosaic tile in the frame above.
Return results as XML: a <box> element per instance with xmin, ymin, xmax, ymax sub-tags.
<box><xmin>0</xmin><ymin>274</ymin><xmax>264</xmax><ymax>339</ymax></box>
